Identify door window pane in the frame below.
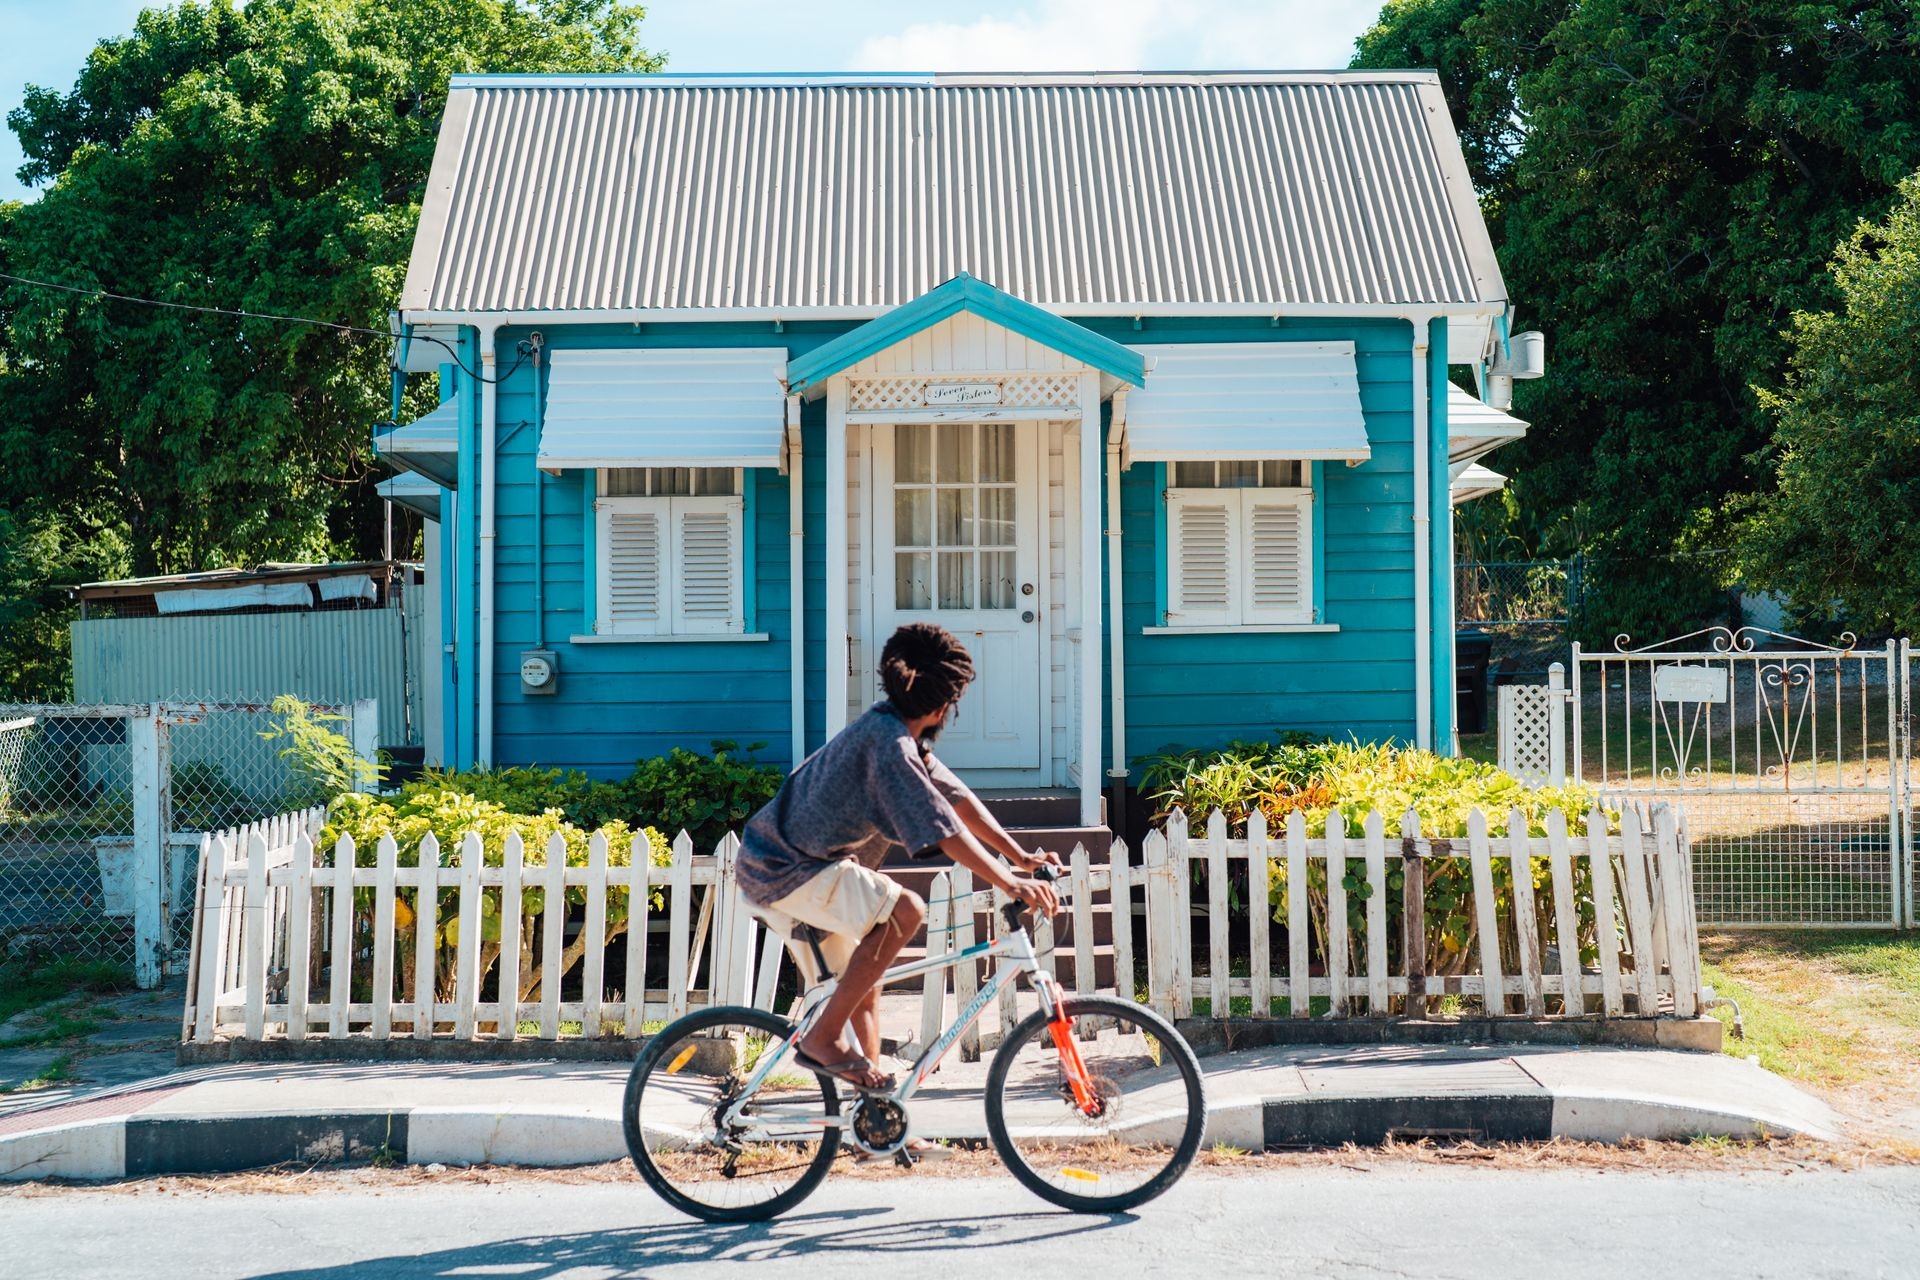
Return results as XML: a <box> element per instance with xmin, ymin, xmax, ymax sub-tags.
<box><xmin>895</xmin><ymin>552</ymin><xmax>932</xmax><ymax>609</ymax></box>
<box><xmin>1217</xmin><ymin>460</ymin><xmax>1260</xmax><ymax>488</ymax></box>
<box><xmin>937</xmin><ymin>487</ymin><xmax>975</xmax><ymax>546</ymax></box>
<box><xmin>938</xmin><ymin>552</ymin><xmax>975</xmax><ymax>609</ymax></box>
<box><xmin>980</xmin><ymin>423</ymin><xmax>1016</xmax><ymax>481</ymax></box>
<box><xmin>937</xmin><ymin>424</ymin><xmax>976</xmax><ymax>482</ymax></box>
<box><xmin>1172</xmin><ymin>462</ymin><xmax>1214</xmax><ymax>488</ymax></box>
<box><xmin>979</xmin><ymin>487</ymin><xmax>1016</xmax><ymax>547</ymax></box>
<box><xmin>895</xmin><ymin>489</ymin><xmax>932</xmax><ymax>547</ymax></box>
<box><xmin>898</xmin><ymin>428</ymin><xmax>932</xmax><ymax>483</ymax></box>
<box><xmin>980</xmin><ymin>551</ymin><xmax>1016</xmax><ymax>609</ymax></box>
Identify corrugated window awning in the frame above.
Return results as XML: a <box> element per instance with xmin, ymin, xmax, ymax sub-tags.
<box><xmin>1447</xmin><ymin>383</ymin><xmax>1529</xmax><ymax>464</ymax></box>
<box><xmin>375</xmin><ymin>398</ymin><xmax>460</xmax><ymax>487</ymax></box>
<box><xmin>379</xmin><ymin>473</ymin><xmax>443</xmax><ymax>521</ymax></box>
<box><xmin>537</xmin><ymin>348</ymin><xmax>788</xmax><ymax>470</ymax></box>
<box><xmin>1124</xmin><ymin>342</ymin><xmax>1370</xmax><ymax>464</ymax></box>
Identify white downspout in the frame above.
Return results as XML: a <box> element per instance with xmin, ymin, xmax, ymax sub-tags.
<box><xmin>787</xmin><ymin>397</ymin><xmax>806</xmax><ymax>769</ymax></box>
<box><xmin>476</xmin><ymin>321</ymin><xmax>503</xmax><ymax>768</ymax></box>
<box><xmin>1411</xmin><ymin>316</ymin><xmax>1433</xmax><ymax>751</ymax></box>
<box><xmin>1106</xmin><ymin>390</ymin><xmax>1129</xmax><ymax>807</ymax></box>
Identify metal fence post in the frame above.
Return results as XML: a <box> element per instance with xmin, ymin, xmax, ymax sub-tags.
<box><xmin>1548</xmin><ymin>662</ymin><xmax>1567</xmax><ymax>786</ymax></box>
<box><xmin>129</xmin><ymin>708</ymin><xmax>171</xmax><ymax>989</ymax></box>
<box><xmin>350</xmin><ymin>699</ymin><xmax>380</xmax><ymax>791</ymax></box>
<box><xmin>1569</xmin><ymin>643</ymin><xmax>1584</xmax><ymax>787</ymax></box>
<box><xmin>1903</xmin><ymin>638</ymin><xmax>1914</xmax><ymax>929</ymax></box>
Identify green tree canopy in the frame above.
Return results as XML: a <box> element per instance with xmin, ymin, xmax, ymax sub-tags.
<box><xmin>1361</xmin><ymin>0</ymin><xmax>1920</xmax><ymax>639</ymax></box>
<box><xmin>1737</xmin><ymin>173</ymin><xmax>1920</xmax><ymax>633</ymax></box>
<box><xmin>0</xmin><ymin>0</ymin><xmax>660</xmax><ymax>697</ymax></box>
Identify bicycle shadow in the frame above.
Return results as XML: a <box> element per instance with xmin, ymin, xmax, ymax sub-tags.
<box><xmin>247</xmin><ymin>1206</ymin><xmax>1135</xmax><ymax>1278</ymax></box>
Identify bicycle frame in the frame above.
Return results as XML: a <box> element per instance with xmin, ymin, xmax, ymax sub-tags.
<box><xmin>718</xmin><ymin>908</ymin><xmax>1064</xmax><ymax>1132</ymax></box>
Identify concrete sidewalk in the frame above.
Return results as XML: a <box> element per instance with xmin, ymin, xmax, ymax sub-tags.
<box><xmin>0</xmin><ymin>1038</ymin><xmax>1841</xmax><ymax>1181</ymax></box>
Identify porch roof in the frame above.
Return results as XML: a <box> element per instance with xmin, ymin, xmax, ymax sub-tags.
<box><xmin>536</xmin><ymin>348</ymin><xmax>788</xmax><ymax>469</ymax></box>
<box><xmin>1123</xmin><ymin>342</ymin><xmax>1370</xmax><ymax>463</ymax></box>
<box><xmin>786</xmin><ymin>274</ymin><xmax>1146</xmax><ymax>395</ymax></box>
<box><xmin>379</xmin><ymin>473</ymin><xmax>443</xmax><ymax>521</ymax></box>
<box><xmin>375</xmin><ymin>398</ymin><xmax>460</xmax><ymax>486</ymax></box>
<box><xmin>1450</xmin><ymin>462</ymin><xmax>1508</xmax><ymax>506</ymax></box>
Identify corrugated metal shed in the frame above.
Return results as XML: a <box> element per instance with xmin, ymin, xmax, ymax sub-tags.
<box><xmin>401</xmin><ymin>72</ymin><xmax>1504</xmax><ymax>317</ymax></box>
<box><xmin>537</xmin><ymin>348</ymin><xmax>788</xmax><ymax>468</ymax></box>
<box><xmin>1125</xmin><ymin>342</ymin><xmax>1370</xmax><ymax>462</ymax></box>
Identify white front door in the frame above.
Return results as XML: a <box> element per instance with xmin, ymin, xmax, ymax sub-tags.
<box><xmin>873</xmin><ymin>421</ymin><xmax>1045</xmax><ymax>771</ymax></box>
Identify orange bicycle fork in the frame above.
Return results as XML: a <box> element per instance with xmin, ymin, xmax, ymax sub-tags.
<box><xmin>1037</xmin><ymin>976</ymin><xmax>1101</xmax><ymax>1116</ymax></box>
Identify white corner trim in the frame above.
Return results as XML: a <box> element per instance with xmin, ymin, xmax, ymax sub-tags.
<box><xmin>1140</xmin><ymin>624</ymin><xmax>1341</xmax><ymax>636</ymax></box>
<box><xmin>568</xmin><ymin>633</ymin><xmax>771</xmax><ymax>645</ymax></box>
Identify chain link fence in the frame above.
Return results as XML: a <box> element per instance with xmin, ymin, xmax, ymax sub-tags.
<box><xmin>0</xmin><ymin>697</ymin><xmax>373</xmax><ymax>983</ymax></box>
<box><xmin>1455</xmin><ymin>558</ymin><xmax>1580</xmax><ymax>682</ymax></box>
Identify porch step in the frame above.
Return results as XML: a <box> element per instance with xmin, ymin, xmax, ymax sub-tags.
<box><xmin>975</xmin><ymin>788</ymin><xmax>1105</xmax><ymax>829</ymax></box>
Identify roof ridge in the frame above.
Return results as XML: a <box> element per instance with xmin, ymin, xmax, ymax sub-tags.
<box><xmin>447</xmin><ymin>70</ymin><xmax>1442</xmax><ymax>91</ymax></box>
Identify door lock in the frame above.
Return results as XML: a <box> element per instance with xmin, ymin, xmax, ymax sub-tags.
<box><xmin>1021</xmin><ymin>582</ymin><xmax>1035</xmax><ymax>596</ymax></box>
<box><xmin>1021</xmin><ymin>610</ymin><xmax>1036</xmax><ymax>624</ymax></box>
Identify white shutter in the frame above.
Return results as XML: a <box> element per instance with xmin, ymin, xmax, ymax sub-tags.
<box><xmin>597</xmin><ymin>499</ymin><xmax>666</xmax><ymax>634</ymax></box>
<box><xmin>1165</xmin><ymin>490</ymin><xmax>1239</xmax><ymax>627</ymax></box>
<box><xmin>670</xmin><ymin>495</ymin><xmax>744</xmax><ymax>634</ymax></box>
<box><xmin>1244</xmin><ymin>490</ymin><xmax>1313</xmax><ymax>624</ymax></box>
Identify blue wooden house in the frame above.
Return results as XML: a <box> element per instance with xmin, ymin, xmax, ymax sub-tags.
<box><xmin>378</xmin><ymin>71</ymin><xmax>1533</xmax><ymax>839</ymax></box>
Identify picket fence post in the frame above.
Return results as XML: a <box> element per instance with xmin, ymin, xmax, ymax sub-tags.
<box><xmin>583</xmin><ymin>833</ymin><xmax>608</xmax><ymax>1038</ymax></box>
<box><xmin>540</xmin><ymin>832</ymin><xmax>568</xmax><ymax>1039</ymax></box>
<box><xmin>1325</xmin><ymin>810</ymin><xmax>1348</xmax><ymax>1018</ymax></box>
<box><xmin>286</xmin><ymin>831</ymin><xmax>314</xmax><ymax>1041</ymax></box>
<box><xmin>1401</xmin><ymin>811</ymin><xmax>1427</xmax><ymax>1019</ymax></box>
<box><xmin>920</xmin><ymin>869</ymin><xmax>951</xmax><ymax>1053</ymax></box>
<box><xmin>1141</xmin><ymin>827</ymin><xmax>1176</xmax><ymax>1019</ymax></box>
<box><xmin>415</xmin><ymin>833</ymin><xmax>441</xmax><ymax>1038</ymax></box>
<box><xmin>1246</xmin><ymin>813</ymin><xmax>1272</xmax><ymax>1020</ymax></box>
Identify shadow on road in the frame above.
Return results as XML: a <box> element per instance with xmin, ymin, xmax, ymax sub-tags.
<box><xmin>247</xmin><ymin>1205</ymin><xmax>1135</xmax><ymax>1277</ymax></box>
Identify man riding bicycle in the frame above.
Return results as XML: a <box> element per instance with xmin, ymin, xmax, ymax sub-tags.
<box><xmin>736</xmin><ymin>622</ymin><xmax>1060</xmax><ymax>1094</ymax></box>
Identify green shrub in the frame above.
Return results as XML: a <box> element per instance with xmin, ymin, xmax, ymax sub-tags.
<box><xmin>259</xmin><ymin>695</ymin><xmax>380</xmax><ymax>808</ymax></box>
<box><xmin>410</xmin><ymin>740</ymin><xmax>781</xmax><ymax>850</ymax></box>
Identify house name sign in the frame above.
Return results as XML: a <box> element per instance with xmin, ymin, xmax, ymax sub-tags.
<box><xmin>1653</xmin><ymin>664</ymin><xmax>1728</xmax><ymax>704</ymax></box>
<box><xmin>925</xmin><ymin>382</ymin><xmax>1002</xmax><ymax>407</ymax></box>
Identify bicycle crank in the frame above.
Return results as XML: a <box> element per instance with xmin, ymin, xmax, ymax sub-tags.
<box><xmin>849</xmin><ymin>1096</ymin><xmax>911</xmax><ymax>1158</ymax></box>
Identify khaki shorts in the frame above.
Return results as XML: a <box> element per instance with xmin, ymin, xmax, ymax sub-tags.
<box><xmin>750</xmin><ymin>860</ymin><xmax>903</xmax><ymax>987</ymax></box>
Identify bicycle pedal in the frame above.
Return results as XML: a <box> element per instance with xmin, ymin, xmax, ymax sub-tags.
<box><xmin>893</xmin><ymin>1149</ymin><xmax>917</xmax><ymax>1170</ymax></box>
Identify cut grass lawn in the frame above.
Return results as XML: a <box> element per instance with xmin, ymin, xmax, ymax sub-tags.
<box><xmin>1700</xmin><ymin>930</ymin><xmax>1920</xmax><ymax>1121</ymax></box>
<box><xmin>0</xmin><ymin>959</ymin><xmax>130</xmax><ymax>1030</ymax></box>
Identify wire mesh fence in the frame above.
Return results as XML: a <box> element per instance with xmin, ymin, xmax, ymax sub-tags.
<box><xmin>1455</xmin><ymin>558</ymin><xmax>1579</xmax><ymax>681</ymax></box>
<box><xmin>0</xmin><ymin>697</ymin><xmax>370</xmax><ymax>981</ymax></box>
<box><xmin>1657</xmin><ymin>792</ymin><xmax>1899</xmax><ymax>928</ymax></box>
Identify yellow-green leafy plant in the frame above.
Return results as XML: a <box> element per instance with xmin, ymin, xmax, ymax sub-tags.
<box><xmin>322</xmin><ymin>788</ymin><xmax>669</xmax><ymax>1016</ymax></box>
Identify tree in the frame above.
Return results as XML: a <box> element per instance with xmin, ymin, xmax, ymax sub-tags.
<box><xmin>0</xmin><ymin>0</ymin><xmax>660</xmax><ymax>697</ymax></box>
<box><xmin>1736</xmin><ymin>173</ymin><xmax>1920</xmax><ymax>634</ymax></box>
<box><xmin>1360</xmin><ymin>1</ymin><xmax>1920</xmax><ymax>640</ymax></box>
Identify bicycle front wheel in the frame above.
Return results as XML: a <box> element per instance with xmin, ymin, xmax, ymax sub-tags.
<box><xmin>985</xmin><ymin>994</ymin><xmax>1206</xmax><ymax>1212</ymax></box>
<box><xmin>623</xmin><ymin>1005</ymin><xmax>841</xmax><ymax>1222</ymax></box>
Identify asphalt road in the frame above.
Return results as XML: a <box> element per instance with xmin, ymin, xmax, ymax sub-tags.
<box><xmin>5</xmin><ymin>1166</ymin><xmax>1916</xmax><ymax>1279</ymax></box>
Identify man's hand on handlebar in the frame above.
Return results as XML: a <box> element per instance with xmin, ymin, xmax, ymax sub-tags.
<box><xmin>1008</xmin><ymin>874</ymin><xmax>1059</xmax><ymax>918</ymax></box>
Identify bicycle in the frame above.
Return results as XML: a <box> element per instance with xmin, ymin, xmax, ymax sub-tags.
<box><xmin>622</xmin><ymin>864</ymin><xmax>1207</xmax><ymax>1221</ymax></box>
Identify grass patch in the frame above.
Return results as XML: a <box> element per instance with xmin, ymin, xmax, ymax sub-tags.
<box><xmin>1700</xmin><ymin>931</ymin><xmax>1920</xmax><ymax>1102</ymax></box>
<box><xmin>0</xmin><ymin>958</ymin><xmax>129</xmax><ymax>1028</ymax></box>
<box><xmin>0</xmin><ymin>1053</ymin><xmax>74</xmax><ymax>1096</ymax></box>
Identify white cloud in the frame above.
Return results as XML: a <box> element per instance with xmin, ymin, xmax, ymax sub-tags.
<box><xmin>850</xmin><ymin>0</ymin><xmax>1375</xmax><ymax>74</ymax></box>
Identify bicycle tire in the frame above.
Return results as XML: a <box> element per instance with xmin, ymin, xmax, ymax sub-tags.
<box><xmin>984</xmin><ymin>995</ymin><xmax>1206</xmax><ymax>1213</ymax></box>
<box><xmin>623</xmin><ymin>1004</ymin><xmax>841</xmax><ymax>1222</ymax></box>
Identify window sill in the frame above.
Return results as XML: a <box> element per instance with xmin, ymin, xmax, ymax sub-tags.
<box><xmin>568</xmin><ymin>632</ymin><xmax>770</xmax><ymax>645</ymax></box>
<box><xmin>1141</xmin><ymin>623</ymin><xmax>1340</xmax><ymax>636</ymax></box>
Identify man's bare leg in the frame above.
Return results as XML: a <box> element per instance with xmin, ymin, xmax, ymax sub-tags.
<box><xmin>796</xmin><ymin>893</ymin><xmax>923</xmax><ymax>1086</ymax></box>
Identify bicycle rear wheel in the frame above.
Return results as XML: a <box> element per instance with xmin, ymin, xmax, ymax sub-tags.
<box><xmin>623</xmin><ymin>1005</ymin><xmax>841</xmax><ymax>1222</ymax></box>
<box><xmin>984</xmin><ymin>995</ymin><xmax>1206</xmax><ymax>1212</ymax></box>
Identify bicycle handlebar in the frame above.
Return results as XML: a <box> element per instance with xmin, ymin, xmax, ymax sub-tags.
<box><xmin>1000</xmin><ymin>861</ymin><xmax>1059</xmax><ymax>935</ymax></box>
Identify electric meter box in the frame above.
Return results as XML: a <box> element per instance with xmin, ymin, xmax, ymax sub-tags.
<box><xmin>519</xmin><ymin>649</ymin><xmax>559</xmax><ymax>696</ymax></box>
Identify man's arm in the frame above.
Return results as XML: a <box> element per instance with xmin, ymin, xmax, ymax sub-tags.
<box><xmin>937</xmin><ymin>769</ymin><xmax>1061</xmax><ymax>872</ymax></box>
<box><xmin>935</xmin><ymin>828</ymin><xmax>1059</xmax><ymax>916</ymax></box>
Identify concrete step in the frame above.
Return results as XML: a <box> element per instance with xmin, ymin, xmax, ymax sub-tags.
<box><xmin>975</xmin><ymin>788</ymin><xmax>1105</xmax><ymax>828</ymax></box>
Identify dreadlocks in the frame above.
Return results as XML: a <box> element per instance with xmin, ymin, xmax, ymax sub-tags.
<box><xmin>879</xmin><ymin>623</ymin><xmax>976</xmax><ymax>719</ymax></box>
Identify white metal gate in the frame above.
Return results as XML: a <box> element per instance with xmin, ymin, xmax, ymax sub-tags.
<box><xmin>1570</xmin><ymin>628</ymin><xmax>1909</xmax><ymax>929</ymax></box>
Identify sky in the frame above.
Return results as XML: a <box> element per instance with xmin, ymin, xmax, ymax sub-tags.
<box><xmin>0</xmin><ymin>0</ymin><xmax>1385</xmax><ymax>203</ymax></box>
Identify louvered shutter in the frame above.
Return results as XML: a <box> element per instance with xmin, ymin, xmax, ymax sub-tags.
<box><xmin>1165</xmin><ymin>490</ymin><xmax>1240</xmax><ymax>627</ymax></box>
<box><xmin>670</xmin><ymin>495</ymin><xmax>744</xmax><ymax>634</ymax></box>
<box><xmin>1244</xmin><ymin>490</ymin><xmax>1313</xmax><ymax>624</ymax></box>
<box><xmin>597</xmin><ymin>499</ymin><xmax>666</xmax><ymax>634</ymax></box>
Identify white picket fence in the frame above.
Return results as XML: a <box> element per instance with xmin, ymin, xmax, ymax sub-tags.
<box><xmin>182</xmin><ymin>801</ymin><xmax>1703</xmax><ymax>1045</ymax></box>
<box><xmin>1137</xmin><ymin>803</ymin><xmax>1703</xmax><ymax>1020</ymax></box>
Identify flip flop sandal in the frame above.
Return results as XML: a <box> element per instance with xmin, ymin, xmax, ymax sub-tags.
<box><xmin>793</xmin><ymin>1048</ymin><xmax>897</xmax><ymax>1094</ymax></box>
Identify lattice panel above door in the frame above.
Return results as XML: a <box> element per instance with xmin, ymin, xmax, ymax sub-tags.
<box><xmin>846</xmin><ymin>374</ymin><xmax>1081</xmax><ymax>412</ymax></box>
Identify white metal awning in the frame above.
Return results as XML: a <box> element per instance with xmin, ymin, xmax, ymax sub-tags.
<box><xmin>1123</xmin><ymin>342</ymin><xmax>1370</xmax><ymax>464</ymax></box>
<box><xmin>1448</xmin><ymin>383</ymin><xmax>1528</xmax><ymax>464</ymax></box>
<box><xmin>1450</xmin><ymin>461</ymin><xmax>1508</xmax><ymax>506</ymax></box>
<box><xmin>536</xmin><ymin>348</ymin><xmax>787</xmax><ymax>470</ymax></box>
<box><xmin>375</xmin><ymin>398</ymin><xmax>460</xmax><ymax>486</ymax></box>
<box><xmin>379</xmin><ymin>473</ymin><xmax>443</xmax><ymax>521</ymax></box>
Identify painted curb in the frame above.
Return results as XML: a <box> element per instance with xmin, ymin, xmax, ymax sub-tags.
<box><xmin>406</xmin><ymin>1106</ymin><xmax>626</xmax><ymax>1167</ymax></box>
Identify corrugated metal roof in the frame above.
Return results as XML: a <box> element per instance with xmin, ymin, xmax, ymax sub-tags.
<box><xmin>401</xmin><ymin>73</ymin><xmax>1503</xmax><ymax>316</ymax></box>
<box><xmin>1125</xmin><ymin>342</ymin><xmax>1370</xmax><ymax>463</ymax></box>
<box><xmin>537</xmin><ymin>348</ymin><xmax>788</xmax><ymax>468</ymax></box>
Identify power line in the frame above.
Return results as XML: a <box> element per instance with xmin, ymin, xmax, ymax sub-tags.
<box><xmin>0</xmin><ymin>270</ymin><xmax>525</xmax><ymax>385</ymax></box>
